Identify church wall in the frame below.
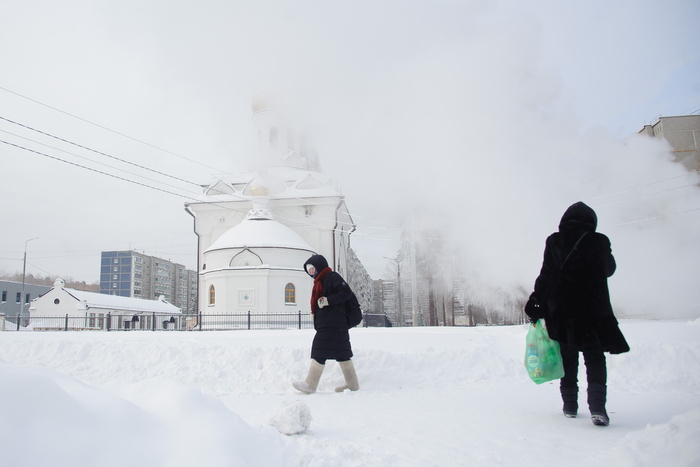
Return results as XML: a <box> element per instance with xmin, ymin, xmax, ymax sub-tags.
<box><xmin>201</xmin><ymin>268</ymin><xmax>311</xmax><ymax>314</ymax></box>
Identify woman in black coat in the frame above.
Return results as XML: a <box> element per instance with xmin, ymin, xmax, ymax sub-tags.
<box><xmin>526</xmin><ymin>201</ymin><xmax>629</xmax><ymax>426</ymax></box>
<box><xmin>292</xmin><ymin>254</ymin><xmax>360</xmax><ymax>394</ymax></box>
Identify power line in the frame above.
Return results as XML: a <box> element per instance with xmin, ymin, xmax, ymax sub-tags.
<box><xmin>0</xmin><ymin>139</ymin><xmax>196</xmax><ymax>200</ymax></box>
<box><xmin>0</xmin><ymin>85</ymin><xmax>227</xmax><ymax>173</ymax></box>
<box><xmin>0</xmin><ymin>128</ymin><xmax>206</xmax><ymax>197</ymax></box>
<box><xmin>0</xmin><ymin>115</ymin><xmax>202</xmax><ymax>187</ymax></box>
<box><xmin>603</xmin><ymin>206</ymin><xmax>700</xmax><ymax>228</ymax></box>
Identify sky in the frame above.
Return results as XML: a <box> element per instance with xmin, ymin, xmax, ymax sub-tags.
<box><xmin>1</xmin><ymin>0</ymin><xmax>699</xmax><ymax>317</ymax></box>
<box><xmin>0</xmin><ymin>319</ymin><xmax>699</xmax><ymax>466</ymax></box>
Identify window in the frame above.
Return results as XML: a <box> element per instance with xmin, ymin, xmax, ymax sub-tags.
<box><xmin>54</xmin><ymin>298</ymin><xmax>60</xmax><ymax>305</ymax></box>
<box><xmin>16</xmin><ymin>292</ymin><xmax>21</xmax><ymax>303</ymax></box>
<box><xmin>113</xmin><ymin>258</ymin><xmax>118</xmax><ymax>264</ymax></box>
<box><xmin>25</xmin><ymin>293</ymin><xmax>30</xmax><ymax>303</ymax></box>
<box><xmin>113</xmin><ymin>275</ymin><xmax>118</xmax><ymax>280</ymax></box>
<box><xmin>1</xmin><ymin>291</ymin><xmax>6</xmax><ymax>302</ymax></box>
<box><xmin>209</xmin><ymin>285</ymin><xmax>215</xmax><ymax>305</ymax></box>
<box><xmin>285</xmin><ymin>283</ymin><xmax>296</xmax><ymax>304</ymax></box>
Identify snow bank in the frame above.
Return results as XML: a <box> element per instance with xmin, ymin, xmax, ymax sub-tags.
<box><xmin>0</xmin><ymin>320</ymin><xmax>698</xmax><ymax>466</ymax></box>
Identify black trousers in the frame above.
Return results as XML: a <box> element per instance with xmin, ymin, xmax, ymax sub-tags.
<box><xmin>559</xmin><ymin>343</ymin><xmax>607</xmax><ymax>388</ymax></box>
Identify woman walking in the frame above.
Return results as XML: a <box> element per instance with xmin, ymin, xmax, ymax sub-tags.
<box><xmin>293</xmin><ymin>254</ymin><xmax>360</xmax><ymax>394</ymax></box>
<box><xmin>525</xmin><ymin>201</ymin><xmax>629</xmax><ymax>426</ymax></box>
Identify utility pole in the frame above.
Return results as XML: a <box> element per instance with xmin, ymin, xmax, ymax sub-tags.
<box><xmin>20</xmin><ymin>237</ymin><xmax>39</xmax><ymax>324</ymax></box>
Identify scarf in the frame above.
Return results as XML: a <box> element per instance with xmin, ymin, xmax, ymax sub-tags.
<box><xmin>310</xmin><ymin>267</ymin><xmax>332</xmax><ymax>314</ymax></box>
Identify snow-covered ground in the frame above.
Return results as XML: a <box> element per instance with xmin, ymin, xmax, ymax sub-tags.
<box><xmin>0</xmin><ymin>319</ymin><xmax>698</xmax><ymax>467</ymax></box>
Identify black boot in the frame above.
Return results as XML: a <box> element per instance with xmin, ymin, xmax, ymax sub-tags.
<box><xmin>560</xmin><ymin>386</ymin><xmax>578</xmax><ymax>418</ymax></box>
<box><xmin>587</xmin><ymin>383</ymin><xmax>609</xmax><ymax>426</ymax></box>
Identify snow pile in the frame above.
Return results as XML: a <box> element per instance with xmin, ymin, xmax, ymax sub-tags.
<box><xmin>0</xmin><ymin>320</ymin><xmax>698</xmax><ymax>466</ymax></box>
<box><xmin>268</xmin><ymin>400</ymin><xmax>313</xmax><ymax>435</ymax></box>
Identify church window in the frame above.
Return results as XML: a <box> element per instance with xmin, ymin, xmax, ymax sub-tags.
<box><xmin>270</xmin><ymin>127</ymin><xmax>278</xmax><ymax>148</ymax></box>
<box><xmin>285</xmin><ymin>283</ymin><xmax>296</xmax><ymax>304</ymax></box>
<box><xmin>209</xmin><ymin>285</ymin><xmax>215</xmax><ymax>305</ymax></box>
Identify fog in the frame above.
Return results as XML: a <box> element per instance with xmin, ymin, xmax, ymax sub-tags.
<box><xmin>1</xmin><ymin>0</ymin><xmax>698</xmax><ymax>318</ymax></box>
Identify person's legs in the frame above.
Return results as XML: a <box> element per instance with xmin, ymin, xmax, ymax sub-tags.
<box><xmin>559</xmin><ymin>343</ymin><xmax>579</xmax><ymax>417</ymax></box>
<box><xmin>293</xmin><ymin>358</ymin><xmax>325</xmax><ymax>394</ymax></box>
<box><xmin>583</xmin><ymin>350</ymin><xmax>609</xmax><ymax>426</ymax></box>
<box><xmin>335</xmin><ymin>359</ymin><xmax>360</xmax><ymax>392</ymax></box>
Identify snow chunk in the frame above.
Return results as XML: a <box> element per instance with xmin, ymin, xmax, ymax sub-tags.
<box><xmin>269</xmin><ymin>400</ymin><xmax>312</xmax><ymax>435</ymax></box>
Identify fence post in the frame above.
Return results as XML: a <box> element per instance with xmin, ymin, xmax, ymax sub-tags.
<box><xmin>16</xmin><ymin>314</ymin><xmax>20</xmax><ymax>331</ymax></box>
<box><xmin>152</xmin><ymin>312</ymin><xmax>156</xmax><ymax>331</ymax></box>
<box><xmin>106</xmin><ymin>312</ymin><xmax>111</xmax><ymax>332</ymax></box>
<box><xmin>65</xmin><ymin>314</ymin><xmax>69</xmax><ymax>332</ymax></box>
<box><xmin>247</xmin><ymin>311</ymin><xmax>251</xmax><ymax>330</ymax></box>
<box><xmin>198</xmin><ymin>312</ymin><xmax>202</xmax><ymax>331</ymax></box>
<box><xmin>298</xmin><ymin>310</ymin><xmax>302</xmax><ymax>329</ymax></box>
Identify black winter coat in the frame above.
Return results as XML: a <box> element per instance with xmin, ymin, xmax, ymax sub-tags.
<box><xmin>528</xmin><ymin>202</ymin><xmax>630</xmax><ymax>354</ymax></box>
<box><xmin>303</xmin><ymin>255</ymin><xmax>354</xmax><ymax>362</ymax></box>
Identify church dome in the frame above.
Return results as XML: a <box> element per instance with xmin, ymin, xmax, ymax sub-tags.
<box><xmin>251</xmin><ymin>94</ymin><xmax>274</xmax><ymax>114</ymax></box>
<box><xmin>204</xmin><ymin>217</ymin><xmax>315</xmax><ymax>254</ymax></box>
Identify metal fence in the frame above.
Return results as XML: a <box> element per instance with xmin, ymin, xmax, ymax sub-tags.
<box><xmin>0</xmin><ymin>311</ymin><xmax>318</xmax><ymax>332</ymax></box>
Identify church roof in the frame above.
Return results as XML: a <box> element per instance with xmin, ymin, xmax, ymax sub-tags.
<box><xmin>204</xmin><ymin>216</ymin><xmax>315</xmax><ymax>254</ymax></box>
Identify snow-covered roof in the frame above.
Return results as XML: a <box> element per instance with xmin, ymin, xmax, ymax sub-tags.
<box><xmin>192</xmin><ymin>168</ymin><xmax>342</xmax><ymax>203</ymax></box>
<box><xmin>204</xmin><ymin>216</ymin><xmax>315</xmax><ymax>254</ymax></box>
<box><xmin>64</xmin><ymin>287</ymin><xmax>181</xmax><ymax>314</ymax></box>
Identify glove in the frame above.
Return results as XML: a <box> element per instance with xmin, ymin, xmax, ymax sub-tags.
<box><xmin>317</xmin><ymin>297</ymin><xmax>329</xmax><ymax>308</ymax></box>
<box><xmin>524</xmin><ymin>295</ymin><xmax>542</xmax><ymax>323</ymax></box>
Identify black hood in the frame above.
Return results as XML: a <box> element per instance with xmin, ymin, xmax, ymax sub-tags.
<box><xmin>303</xmin><ymin>254</ymin><xmax>329</xmax><ymax>277</ymax></box>
<box><xmin>559</xmin><ymin>201</ymin><xmax>597</xmax><ymax>233</ymax></box>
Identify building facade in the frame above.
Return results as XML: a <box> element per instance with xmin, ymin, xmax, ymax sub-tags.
<box><xmin>0</xmin><ymin>280</ymin><xmax>51</xmax><ymax>322</ymax></box>
<box><xmin>30</xmin><ymin>278</ymin><xmax>181</xmax><ymax>330</ymax></box>
<box><xmin>100</xmin><ymin>251</ymin><xmax>197</xmax><ymax>314</ymax></box>
<box><xmin>639</xmin><ymin>115</ymin><xmax>700</xmax><ymax>172</ymax></box>
<box><xmin>186</xmin><ymin>96</ymin><xmax>369</xmax><ymax>314</ymax></box>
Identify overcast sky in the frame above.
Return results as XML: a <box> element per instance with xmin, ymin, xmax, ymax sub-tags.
<box><xmin>1</xmin><ymin>0</ymin><xmax>699</xmax><ymax>316</ymax></box>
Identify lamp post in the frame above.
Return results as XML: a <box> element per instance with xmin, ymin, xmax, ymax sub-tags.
<box><xmin>384</xmin><ymin>255</ymin><xmax>404</xmax><ymax>327</ymax></box>
<box><xmin>20</xmin><ymin>237</ymin><xmax>39</xmax><ymax>323</ymax></box>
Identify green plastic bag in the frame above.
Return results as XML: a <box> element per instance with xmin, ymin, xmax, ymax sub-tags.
<box><xmin>524</xmin><ymin>321</ymin><xmax>565</xmax><ymax>384</ymax></box>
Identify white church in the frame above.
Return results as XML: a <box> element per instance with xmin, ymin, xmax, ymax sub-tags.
<box><xmin>185</xmin><ymin>96</ymin><xmax>370</xmax><ymax>316</ymax></box>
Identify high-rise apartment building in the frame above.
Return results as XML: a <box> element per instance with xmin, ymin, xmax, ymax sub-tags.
<box><xmin>639</xmin><ymin>114</ymin><xmax>700</xmax><ymax>172</ymax></box>
<box><xmin>100</xmin><ymin>251</ymin><xmax>197</xmax><ymax>314</ymax></box>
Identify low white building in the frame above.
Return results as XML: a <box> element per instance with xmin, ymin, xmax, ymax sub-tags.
<box><xmin>29</xmin><ymin>279</ymin><xmax>181</xmax><ymax>330</ymax></box>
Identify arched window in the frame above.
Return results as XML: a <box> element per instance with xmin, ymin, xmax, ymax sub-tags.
<box><xmin>285</xmin><ymin>283</ymin><xmax>295</xmax><ymax>304</ymax></box>
<box><xmin>209</xmin><ymin>285</ymin><xmax>215</xmax><ymax>305</ymax></box>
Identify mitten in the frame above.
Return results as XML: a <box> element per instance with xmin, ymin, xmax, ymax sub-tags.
<box><xmin>524</xmin><ymin>294</ymin><xmax>542</xmax><ymax>323</ymax></box>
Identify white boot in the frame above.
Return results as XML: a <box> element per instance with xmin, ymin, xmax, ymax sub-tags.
<box><xmin>293</xmin><ymin>359</ymin><xmax>325</xmax><ymax>394</ymax></box>
<box><xmin>335</xmin><ymin>360</ymin><xmax>360</xmax><ymax>392</ymax></box>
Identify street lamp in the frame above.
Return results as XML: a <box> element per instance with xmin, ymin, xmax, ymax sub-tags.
<box><xmin>384</xmin><ymin>255</ymin><xmax>404</xmax><ymax>327</ymax></box>
<box><xmin>20</xmin><ymin>237</ymin><xmax>39</xmax><ymax>323</ymax></box>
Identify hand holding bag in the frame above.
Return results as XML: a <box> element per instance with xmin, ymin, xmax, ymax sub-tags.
<box><xmin>524</xmin><ymin>320</ymin><xmax>565</xmax><ymax>384</ymax></box>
